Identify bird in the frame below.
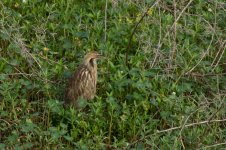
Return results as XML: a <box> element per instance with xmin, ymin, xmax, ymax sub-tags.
<box><xmin>64</xmin><ymin>51</ymin><xmax>102</xmax><ymax>108</ymax></box>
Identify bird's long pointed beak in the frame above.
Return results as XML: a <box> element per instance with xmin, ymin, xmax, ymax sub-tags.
<box><xmin>96</xmin><ymin>53</ymin><xmax>103</xmax><ymax>59</ymax></box>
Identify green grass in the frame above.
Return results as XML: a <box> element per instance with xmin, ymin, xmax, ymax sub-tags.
<box><xmin>0</xmin><ymin>0</ymin><xmax>225</xmax><ymax>149</ymax></box>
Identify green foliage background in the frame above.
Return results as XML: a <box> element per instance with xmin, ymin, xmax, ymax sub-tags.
<box><xmin>0</xmin><ymin>0</ymin><xmax>225</xmax><ymax>149</ymax></box>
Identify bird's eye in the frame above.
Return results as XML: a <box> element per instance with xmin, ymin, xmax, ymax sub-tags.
<box><xmin>89</xmin><ymin>58</ymin><xmax>94</xmax><ymax>67</ymax></box>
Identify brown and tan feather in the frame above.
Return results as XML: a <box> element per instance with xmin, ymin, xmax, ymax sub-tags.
<box><xmin>65</xmin><ymin>51</ymin><xmax>101</xmax><ymax>108</ymax></box>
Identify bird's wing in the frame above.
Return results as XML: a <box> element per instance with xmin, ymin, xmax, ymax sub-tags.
<box><xmin>74</xmin><ymin>65</ymin><xmax>94</xmax><ymax>98</ymax></box>
<box><xmin>65</xmin><ymin>64</ymin><xmax>92</xmax><ymax>99</ymax></box>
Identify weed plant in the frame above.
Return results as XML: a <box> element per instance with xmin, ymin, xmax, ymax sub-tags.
<box><xmin>0</xmin><ymin>0</ymin><xmax>225</xmax><ymax>149</ymax></box>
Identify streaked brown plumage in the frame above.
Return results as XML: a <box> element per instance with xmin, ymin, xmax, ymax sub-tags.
<box><xmin>65</xmin><ymin>51</ymin><xmax>101</xmax><ymax>108</ymax></box>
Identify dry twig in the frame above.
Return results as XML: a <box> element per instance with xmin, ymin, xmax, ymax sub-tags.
<box><xmin>125</xmin><ymin>0</ymin><xmax>161</xmax><ymax>67</ymax></box>
<box><xmin>157</xmin><ymin>118</ymin><xmax>226</xmax><ymax>133</ymax></box>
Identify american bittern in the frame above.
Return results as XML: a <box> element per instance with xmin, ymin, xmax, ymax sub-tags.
<box><xmin>65</xmin><ymin>51</ymin><xmax>102</xmax><ymax>108</ymax></box>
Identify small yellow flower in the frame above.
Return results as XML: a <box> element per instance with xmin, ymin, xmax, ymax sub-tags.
<box><xmin>136</xmin><ymin>13</ymin><xmax>141</xmax><ymax>22</ymax></box>
<box><xmin>118</xmin><ymin>15</ymin><xmax>122</xmax><ymax>23</ymax></box>
<box><xmin>26</xmin><ymin>118</ymin><xmax>32</xmax><ymax>123</ymax></box>
<box><xmin>43</xmin><ymin>47</ymin><xmax>49</xmax><ymax>52</ymax></box>
<box><xmin>126</xmin><ymin>17</ymin><xmax>133</xmax><ymax>24</ymax></box>
<box><xmin>147</xmin><ymin>8</ymin><xmax>153</xmax><ymax>16</ymax></box>
<box><xmin>14</xmin><ymin>2</ymin><xmax>19</xmax><ymax>8</ymax></box>
<box><xmin>120</xmin><ymin>114</ymin><xmax>127</xmax><ymax>122</ymax></box>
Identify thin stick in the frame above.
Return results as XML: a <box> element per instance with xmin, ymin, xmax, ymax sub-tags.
<box><xmin>196</xmin><ymin>142</ymin><xmax>226</xmax><ymax>150</ymax></box>
<box><xmin>0</xmin><ymin>119</ymin><xmax>10</xmax><ymax>126</ymax></box>
<box><xmin>158</xmin><ymin>0</ymin><xmax>194</xmax><ymax>52</ymax></box>
<box><xmin>179</xmin><ymin>106</ymin><xmax>207</xmax><ymax>149</ymax></box>
<box><xmin>186</xmin><ymin>72</ymin><xmax>226</xmax><ymax>77</ymax></box>
<box><xmin>129</xmin><ymin>118</ymin><xmax>226</xmax><ymax>147</ymax></box>
<box><xmin>107</xmin><ymin>108</ymin><xmax>113</xmax><ymax>149</ymax></box>
<box><xmin>186</xmin><ymin>34</ymin><xmax>214</xmax><ymax>74</ymax></box>
<box><xmin>1</xmin><ymin>73</ymin><xmax>35</xmax><ymax>76</ymax></box>
<box><xmin>125</xmin><ymin>0</ymin><xmax>161</xmax><ymax>67</ymax></box>
<box><xmin>212</xmin><ymin>41</ymin><xmax>226</xmax><ymax>71</ymax></box>
<box><xmin>171</xmin><ymin>0</ymin><xmax>177</xmax><ymax>68</ymax></box>
<box><xmin>151</xmin><ymin>5</ymin><xmax>162</xmax><ymax>68</ymax></box>
<box><xmin>104</xmin><ymin>0</ymin><xmax>108</xmax><ymax>42</ymax></box>
<box><xmin>157</xmin><ymin>118</ymin><xmax>226</xmax><ymax>134</ymax></box>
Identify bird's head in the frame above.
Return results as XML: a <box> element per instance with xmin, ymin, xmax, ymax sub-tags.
<box><xmin>83</xmin><ymin>51</ymin><xmax>102</xmax><ymax>67</ymax></box>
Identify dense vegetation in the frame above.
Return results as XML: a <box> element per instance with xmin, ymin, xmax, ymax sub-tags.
<box><xmin>0</xmin><ymin>0</ymin><xmax>225</xmax><ymax>149</ymax></box>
